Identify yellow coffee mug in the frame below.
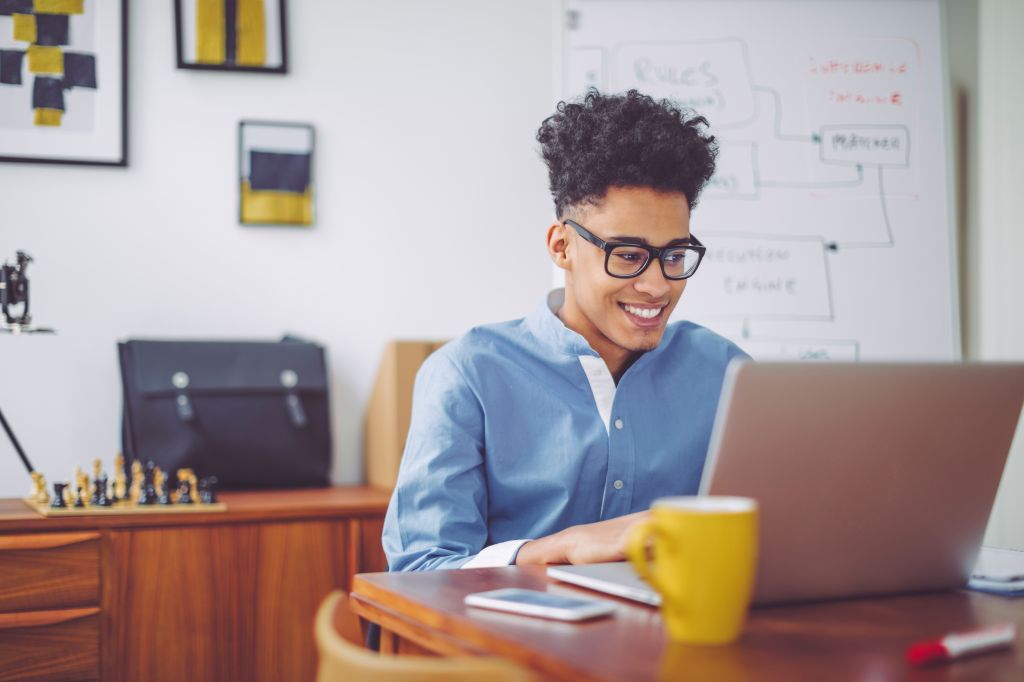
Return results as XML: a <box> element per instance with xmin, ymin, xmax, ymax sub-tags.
<box><xmin>627</xmin><ymin>496</ymin><xmax>758</xmax><ymax>644</ymax></box>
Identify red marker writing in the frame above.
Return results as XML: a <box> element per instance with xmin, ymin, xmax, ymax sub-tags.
<box><xmin>906</xmin><ymin>624</ymin><xmax>1017</xmax><ymax>667</ymax></box>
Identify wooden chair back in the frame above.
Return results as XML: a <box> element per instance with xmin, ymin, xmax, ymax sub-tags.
<box><xmin>314</xmin><ymin>591</ymin><xmax>533</xmax><ymax>682</ymax></box>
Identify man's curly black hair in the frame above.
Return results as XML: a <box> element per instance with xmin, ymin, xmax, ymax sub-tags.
<box><xmin>537</xmin><ymin>89</ymin><xmax>718</xmax><ymax>219</ymax></box>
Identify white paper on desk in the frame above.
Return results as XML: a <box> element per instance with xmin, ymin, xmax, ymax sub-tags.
<box><xmin>972</xmin><ymin>546</ymin><xmax>1024</xmax><ymax>583</ymax></box>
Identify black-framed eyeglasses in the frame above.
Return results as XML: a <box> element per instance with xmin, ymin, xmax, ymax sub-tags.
<box><xmin>564</xmin><ymin>219</ymin><xmax>706</xmax><ymax>280</ymax></box>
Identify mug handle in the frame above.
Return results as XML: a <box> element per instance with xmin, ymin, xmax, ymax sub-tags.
<box><xmin>627</xmin><ymin>518</ymin><xmax>665</xmax><ymax>595</ymax></box>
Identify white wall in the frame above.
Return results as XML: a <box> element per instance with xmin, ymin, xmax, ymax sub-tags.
<box><xmin>975</xmin><ymin>0</ymin><xmax>1024</xmax><ymax>550</ymax></box>
<box><xmin>1</xmin><ymin>2</ymin><xmax>1019</xmax><ymax>551</ymax></box>
<box><xmin>0</xmin><ymin>1</ymin><xmax>556</xmax><ymax>495</ymax></box>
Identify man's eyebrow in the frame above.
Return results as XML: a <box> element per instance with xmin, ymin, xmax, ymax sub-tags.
<box><xmin>609</xmin><ymin>235</ymin><xmax>695</xmax><ymax>246</ymax></box>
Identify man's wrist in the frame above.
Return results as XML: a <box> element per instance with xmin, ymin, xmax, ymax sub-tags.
<box><xmin>514</xmin><ymin>529</ymin><xmax>570</xmax><ymax>565</ymax></box>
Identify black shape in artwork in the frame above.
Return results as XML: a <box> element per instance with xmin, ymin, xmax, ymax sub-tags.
<box><xmin>0</xmin><ymin>0</ymin><xmax>32</xmax><ymax>16</ymax></box>
<box><xmin>64</xmin><ymin>52</ymin><xmax>97</xmax><ymax>88</ymax></box>
<box><xmin>34</xmin><ymin>14</ymin><xmax>70</xmax><ymax>46</ymax></box>
<box><xmin>249</xmin><ymin>150</ymin><xmax>312</xmax><ymax>193</ymax></box>
<box><xmin>0</xmin><ymin>50</ymin><xmax>24</xmax><ymax>85</ymax></box>
<box><xmin>32</xmin><ymin>76</ymin><xmax>64</xmax><ymax>110</ymax></box>
<box><xmin>224</xmin><ymin>0</ymin><xmax>238</xmax><ymax>65</ymax></box>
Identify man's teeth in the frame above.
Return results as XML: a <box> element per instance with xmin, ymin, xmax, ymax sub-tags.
<box><xmin>623</xmin><ymin>304</ymin><xmax>662</xmax><ymax>319</ymax></box>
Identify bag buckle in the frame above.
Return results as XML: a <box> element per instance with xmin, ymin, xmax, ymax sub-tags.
<box><xmin>172</xmin><ymin>371</ymin><xmax>194</xmax><ymax>422</ymax></box>
<box><xmin>281</xmin><ymin>370</ymin><xmax>307</xmax><ymax>428</ymax></box>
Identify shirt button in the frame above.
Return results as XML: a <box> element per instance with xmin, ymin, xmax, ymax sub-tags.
<box><xmin>614</xmin><ymin>418</ymin><xmax>624</xmax><ymax>430</ymax></box>
<box><xmin>613</xmin><ymin>480</ymin><xmax>624</xmax><ymax>490</ymax></box>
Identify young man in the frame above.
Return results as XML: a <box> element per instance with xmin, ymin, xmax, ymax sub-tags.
<box><xmin>383</xmin><ymin>89</ymin><xmax>748</xmax><ymax>571</ymax></box>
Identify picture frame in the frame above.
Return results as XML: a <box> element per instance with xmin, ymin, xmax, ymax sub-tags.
<box><xmin>174</xmin><ymin>0</ymin><xmax>288</xmax><ymax>74</ymax></box>
<box><xmin>238</xmin><ymin>120</ymin><xmax>314</xmax><ymax>227</ymax></box>
<box><xmin>0</xmin><ymin>0</ymin><xmax>128</xmax><ymax>167</ymax></box>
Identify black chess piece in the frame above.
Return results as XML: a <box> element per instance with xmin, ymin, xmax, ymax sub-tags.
<box><xmin>51</xmin><ymin>482</ymin><xmax>68</xmax><ymax>508</ymax></box>
<box><xmin>90</xmin><ymin>477</ymin><xmax>101</xmax><ymax>505</ymax></box>
<box><xmin>158</xmin><ymin>470</ymin><xmax>175</xmax><ymax>505</ymax></box>
<box><xmin>97</xmin><ymin>475</ymin><xmax>113</xmax><ymax>507</ymax></box>
<box><xmin>178</xmin><ymin>479</ymin><xmax>194</xmax><ymax>505</ymax></box>
<box><xmin>137</xmin><ymin>462</ymin><xmax>156</xmax><ymax>505</ymax></box>
<box><xmin>199</xmin><ymin>476</ymin><xmax>219</xmax><ymax>504</ymax></box>
<box><xmin>73</xmin><ymin>486</ymin><xmax>86</xmax><ymax>508</ymax></box>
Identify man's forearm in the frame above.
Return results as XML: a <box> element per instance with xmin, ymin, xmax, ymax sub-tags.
<box><xmin>514</xmin><ymin>511</ymin><xmax>649</xmax><ymax>566</ymax></box>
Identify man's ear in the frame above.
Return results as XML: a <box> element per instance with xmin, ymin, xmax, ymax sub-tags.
<box><xmin>547</xmin><ymin>221</ymin><xmax>571</xmax><ymax>271</ymax></box>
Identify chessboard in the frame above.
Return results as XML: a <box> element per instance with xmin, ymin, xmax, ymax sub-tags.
<box><xmin>23</xmin><ymin>497</ymin><xmax>227</xmax><ymax>516</ymax></box>
<box><xmin>23</xmin><ymin>454</ymin><xmax>227</xmax><ymax>517</ymax></box>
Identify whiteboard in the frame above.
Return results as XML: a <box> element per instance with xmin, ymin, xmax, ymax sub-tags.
<box><xmin>561</xmin><ymin>0</ymin><xmax>959</xmax><ymax>361</ymax></box>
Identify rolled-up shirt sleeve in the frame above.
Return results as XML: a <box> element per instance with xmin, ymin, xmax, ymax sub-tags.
<box><xmin>383</xmin><ymin>351</ymin><xmax>516</xmax><ymax>571</ymax></box>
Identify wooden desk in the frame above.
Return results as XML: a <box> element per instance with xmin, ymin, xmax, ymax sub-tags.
<box><xmin>351</xmin><ymin>566</ymin><xmax>1024</xmax><ymax>681</ymax></box>
<box><xmin>0</xmin><ymin>486</ymin><xmax>391</xmax><ymax>682</ymax></box>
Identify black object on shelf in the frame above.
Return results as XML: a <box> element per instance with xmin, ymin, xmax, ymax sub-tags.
<box><xmin>1</xmin><ymin>250</ymin><xmax>55</xmax><ymax>478</ymax></box>
<box><xmin>0</xmin><ymin>407</ymin><xmax>35</xmax><ymax>475</ymax></box>
<box><xmin>118</xmin><ymin>337</ymin><xmax>332</xmax><ymax>489</ymax></box>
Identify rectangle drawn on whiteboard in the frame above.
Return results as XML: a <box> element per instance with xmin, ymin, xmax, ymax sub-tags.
<box><xmin>611</xmin><ymin>39</ymin><xmax>756</xmax><ymax>127</ymax></box>
<box><xmin>819</xmin><ymin>125</ymin><xmax>910</xmax><ymax>167</ymax></box>
<box><xmin>682</xmin><ymin>234</ymin><xmax>833</xmax><ymax>320</ymax></box>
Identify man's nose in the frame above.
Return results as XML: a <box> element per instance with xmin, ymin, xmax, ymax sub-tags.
<box><xmin>633</xmin><ymin>258</ymin><xmax>671</xmax><ymax>298</ymax></box>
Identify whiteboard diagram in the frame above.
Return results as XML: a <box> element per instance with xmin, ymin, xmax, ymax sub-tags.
<box><xmin>562</xmin><ymin>0</ymin><xmax>959</xmax><ymax>361</ymax></box>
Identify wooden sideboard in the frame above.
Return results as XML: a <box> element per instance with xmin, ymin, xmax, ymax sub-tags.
<box><xmin>0</xmin><ymin>486</ymin><xmax>391</xmax><ymax>682</ymax></box>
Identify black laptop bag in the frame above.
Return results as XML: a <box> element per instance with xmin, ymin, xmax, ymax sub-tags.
<box><xmin>118</xmin><ymin>337</ymin><xmax>332</xmax><ymax>489</ymax></box>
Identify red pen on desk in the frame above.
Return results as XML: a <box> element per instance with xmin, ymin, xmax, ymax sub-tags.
<box><xmin>906</xmin><ymin>623</ymin><xmax>1017</xmax><ymax>666</ymax></box>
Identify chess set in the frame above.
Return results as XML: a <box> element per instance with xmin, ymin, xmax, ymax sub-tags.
<box><xmin>23</xmin><ymin>453</ymin><xmax>227</xmax><ymax>516</ymax></box>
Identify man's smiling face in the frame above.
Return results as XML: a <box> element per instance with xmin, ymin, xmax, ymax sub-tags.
<box><xmin>551</xmin><ymin>186</ymin><xmax>692</xmax><ymax>374</ymax></box>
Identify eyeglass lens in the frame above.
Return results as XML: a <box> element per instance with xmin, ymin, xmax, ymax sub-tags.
<box><xmin>607</xmin><ymin>245</ymin><xmax>701</xmax><ymax>279</ymax></box>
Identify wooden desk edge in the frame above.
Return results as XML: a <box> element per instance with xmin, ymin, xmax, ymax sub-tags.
<box><xmin>349</xmin><ymin>592</ymin><xmax>489</xmax><ymax>657</ymax></box>
<box><xmin>351</xmin><ymin>573</ymin><xmax>596</xmax><ymax>681</ymax></box>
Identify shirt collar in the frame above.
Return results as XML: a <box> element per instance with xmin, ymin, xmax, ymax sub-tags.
<box><xmin>525</xmin><ymin>288</ymin><xmax>601</xmax><ymax>358</ymax></box>
<box><xmin>526</xmin><ymin>288</ymin><xmax>677</xmax><ymax>369</ymax></box>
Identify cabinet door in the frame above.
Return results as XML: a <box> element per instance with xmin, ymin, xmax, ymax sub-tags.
<box><xmin>105</xmin><ymin>520</ymin><xmax>351</xmax><ymax>682</ymax></box>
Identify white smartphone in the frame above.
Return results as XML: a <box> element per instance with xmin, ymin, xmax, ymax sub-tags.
<box><xmin>464</xmin><ymin>588</ymin><xmax>616</xmax><ymax>621</ymax></box>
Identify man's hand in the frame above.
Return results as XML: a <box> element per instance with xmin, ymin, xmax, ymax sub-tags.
<box><xmin>515</xmin><ymin>511</ymin><xmax>650</xmax><ymax>565</ymax></box>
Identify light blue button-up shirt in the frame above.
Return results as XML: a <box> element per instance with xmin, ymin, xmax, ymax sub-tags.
<box><xmin>382</xmin><ymin>290</ymin><xmax>749</xmax><ymax>571</ymax></box>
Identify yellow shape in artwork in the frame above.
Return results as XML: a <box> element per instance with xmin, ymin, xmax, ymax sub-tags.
<box><xmin>12</xmin><ymin>14</ymin><xmax>37</xmax><ymax>43</ymax></box>
<box><xmin>241</xmin><ymin>182</ymin><xmax>313</xmax><ymax>226</ymax></box>
<box><xmin>195</xmin><ymin>0</ymin><xmax>226</xmax><ymax>64</ymax></box>
<box><xmin>236</xmin><ymin>0</ymin><xmax>267</xmax><ymax>66</ymax></box>
<box><xmin>34</xmin><ymin>108</ymin><xmax>63</xmax><ymax>126</ymax></box>
<box><xmin>27</xmin><ymin>45</ymin><xmax>63</xmax><ymax>74</ymax></box>
<box><xmin>34</xmin><ymin>0</ymin><xmax>84</xmax><ymax>14</ymax></box>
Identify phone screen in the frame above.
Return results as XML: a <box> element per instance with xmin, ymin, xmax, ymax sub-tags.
<box><xmin>483</xmin><ymin>589</ymin><xmax>598</xmax><ymax>609</ymax></box>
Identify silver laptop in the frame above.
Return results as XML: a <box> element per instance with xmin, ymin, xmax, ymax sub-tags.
<box><xmin>549</xmin><ymin>361</ymin><xmax>1024</xmax><ymax>606</ymax></box>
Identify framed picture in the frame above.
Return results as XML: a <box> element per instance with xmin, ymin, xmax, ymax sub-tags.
<box><xmin>239</xmin><ymin>120</ymin><xmax>314</xmax><ymax>226</ymax></box>
<box><xmin>175</xmin><ymin>0</ymin><xmax>287</xmax><ymax>73</ymax></box>
<box><xmin>0</xmin><ymin>0</ymin><xmax>127</xmax><ymax>166</ymax></box>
